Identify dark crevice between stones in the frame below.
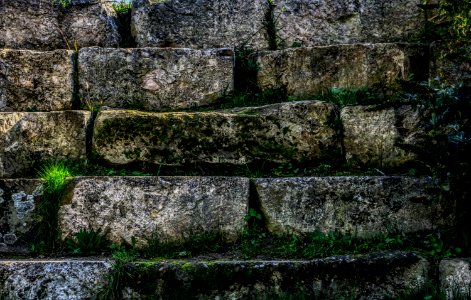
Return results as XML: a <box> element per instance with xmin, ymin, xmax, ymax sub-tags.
<box><xmin>247</xmin><ymin>179</ymin><xmax>269</xmax><ymax>231</ymax></box>
<box><xmin>114</xmin><ymin>3</ymin><xmax>136</xmax><ymax>48</ymax></box>
<box><xmin>85</xmin><ymin>110</ymin><xmax>98</xmax><ymax>161</ymax></box>
<box><xmin>71</xmin><ymin>51</ymin><xmax>81</xmax><ymax>109</ymax></box>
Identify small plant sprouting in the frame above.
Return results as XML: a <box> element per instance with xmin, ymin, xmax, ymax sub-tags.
<box><xmin>65</xmin><ymin>228</ymin><xmax>109</xmax><ymax>256</ymax></box>
<box><xmin>262</xmin><ymin>0</ymin><xmax>284</xmax><ymax>50</ymax></box>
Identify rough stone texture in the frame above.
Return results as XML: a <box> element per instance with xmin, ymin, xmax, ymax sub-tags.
<box><xmin>132</xmin><ymin>0</ymin><xmax>423</xmax><ymax>49</ymax></box>
<box><xmin>257</xmin><ymin>44</ymin><xmax>429</xmax><ymax>97</ymax></box>
<box><xmin>0</xmin><ymin>49</ymin><xmax>74</xmax><ymax>112</ymax></box>
<box><xmin>341</xmin><ymin>105</ymin><xmax>427</xmax><ymax>169</ymax></box>
<box><xmin>440</xmin><ymin>258</ymin><xmax>471</xmax><ymax>299</ymax></box>
<box><xmin>59</xmin><ymin>176</ymin><xmax>250</xmax><ymax>245</ymax></box>
<box><xmin>0</xmin><ymin>0</ymin><xmax>119</xmax><ymax>50</ymax></box>
<box><xmin>93</xmin><ymin>101</ymin><xmax>338</xmax><ymax>166</ymax></box>
<box><xmin>124</xmin><ymin>252</ymin><xmax>429</xmax><ymax>299</ymax></box>
<box><xmin>254</xmin><ymin>177</ymin><xmax>453</xmax><ymax>237</ymax></box>
<box><xmin>0</xmin><ymin>180</ymin><xmax>43</xmax><ymax>253</ymax></box>
<box><xmin>431</xmin><ymin>41</ymin><xmax>471</xmax><ymax>85</ymax></box>
<box><xmin>0</xmin><ymin>260</ymin><xmax>110</xmax><ymax>299</ymax></box>
<box><xmin>0</xmin><ymin>111</ymin><xmax>90</xmax><ymax>178</ymax></box>
<box><xmin>78</xmin><ymin>47</ymin><xmax>233</xmax><ymax>111</ymax></box>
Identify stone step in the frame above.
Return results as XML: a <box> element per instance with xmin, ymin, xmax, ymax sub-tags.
<box><xmin>93</xmin><ymin>101</ymin><xmax>339</xmax><ymax>166</ymax></box>
<box><xmin>440</xmin><ymin>258</ymin><xmax>471</xmax><ymax>299</ymax></box>
<box><xmin>0</xmin><ymin>111</ymin><xmax>90</xmax><ymax>178</ymax></box>
<box><xmin>0</xmin><ymin>259</ymin><xmax>110</xmax><ymax>299</ymax></box>
<box><xmin>257</xmin><ymin>43</ymin><xmax>429</xmax><ymax>98</ymax></box>
<box><xmin>78</xmin><ymin>47</ymin><xmax>234</xmax><ymax>112</ymax></box>
<box><xmin>0</xmin><ymin>252</ymin><xmax>431</xmax><ymax>299</ymax></box>
<box><xmin>0</xmin><ymin>176</ymin><xmax>450</xmax><ymax>253</ymax></box>
<box><xmin>0</xmin><ymin>0</ymin><xmax>119</xmax><ymax>50</ymax></box>
<box><xmin>0</xmin><ymin>49</ymin><xmax>74</xmax><ymax>112</ymax></box>
<box><xmin>132</xmin><ymin>0</ymin><xmax>424</xmax><ymax>49</ymax></box>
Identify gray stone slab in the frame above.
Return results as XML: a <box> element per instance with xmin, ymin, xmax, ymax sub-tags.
<box><xmin>341</xmin><ymin>105</ymin><xmax>427</xmax><ymax>169</ymax></box>
<box><xmin>59</xmin><ymin>176</ymin><xmax>250</xmax><ymax>245</ymax></box>
<box><xmin>132</xmin><ymin>0</ymin><xmax>424</xmax><ymax>49</ymax></box>
<box><xmin>254</xmin><ymin>176</ymin><xmax>453</xmax><ymax>236</ymax></box>
<box><xmin>0</xmin><ymin>179</ymin><xmax>43</xmax><ymax>253</ymax></box>
<box><xmin>0</xmin><ymin>0</ymin><xmax>119</xmax><ymax>50</ymax></box>
<box><xmin>78</xmin><ymin>47</ymin><xmax>233</xmax><ymax>111</ymax></box>
<box><xmin>257</xmin><ymin>44</ymin><xmax>428</xmax><ymax>97</ymax></box>
<box><xmin>0</xmin><ymin>49</ymin><xmax>74</xmax><ymax>112</ymax></box>
<box><xmin>0</xmin><ymin>111</ymin><xmax>90</xmax><ymax>177</ymax></box>
<box><xmin>440</xmin><ymin>258</ymin><xmax>471</xmax><ymax>299</ymax></box>
<box><xmin>0</xmin><ymin>259</ymin><xmax>110</xmax><ymax>299</ymax></box>
<box><xmin>92</xmin><ymin>101</ymin><xmax>338</xmax><ymax>166</ymax></box>
<box><xmin>124</xmin><ymin>252</ymin><xmax>429</xmax><ymax>299</ymax></box>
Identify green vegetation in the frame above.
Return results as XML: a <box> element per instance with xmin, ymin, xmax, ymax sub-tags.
<box><xmin>65</xmin><ymin>228</ymin><xmax>109</xmax><ymax>256</ymax></box>
<box><xmin>98</xmin><ymin>245</ymin><xmax>137</xmax><ymax>300</ymax></box>
<box><xmin>112</xmin><ymin>0</ymin><xmax>136</xmax><ymax>48</ymax></box>
<box><xmin>34</xmin><ymin>162</ymin><xmax>71</xmax><ymax>251</ymax></box>
<box><xmin>262</xmin><ymin>0</ymin><xmax>284</xmax><ymax>50</ymax></box>
<box><xmin>317</xmin><ymin>87</ymin><xmax>376</xmax><ymax>106</ymax></box>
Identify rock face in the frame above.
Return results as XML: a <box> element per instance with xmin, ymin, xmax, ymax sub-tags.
<box><xmin>440</xmin><ymin>258</ymin><xmax>471</xmax><ymax>299</ymax></box>
<box><xmin>124</xmin><ymin>252</ymin><xmax>429</xmax><ymax>299</ymax></box>
<box><xmin>92</xmin><ymin>101</ymin><xmax>338</xmax><ymax>166</ymax></box>
<box><xmin>0</xmin><ymin>0</ymin><xmax>119</xmax><ymax>50</ymax></box>
<box><xmin>0</xmin><ymin>111</ymin><xmax>90</xmax><ymax>178</ymax></box>
<box><xmin>78</xmin><ymin>47</ymin><xmax>233</xmax><ymax>111</ymax></box>
<box><xmin>254</xmin><ymin>177</ymin><xmax>452</xmax><ymax>236</ymax></box>
<box><xmin>0</xmin><ymin>50</ymin><xmax>74</xmax><ymax>112</ymax></box>
<box><xmin>59</xmin><ymin>177</ymin><xmax>250</xmax><ymax>245</ymax></box>
<box><xmin>0</xmin><ymin>260</ymin><xmax>110</xmax><ymax>299</ymax></box>
<box><xmin>257</xmin><ymin>44</ymin><xmax>429</xmax><ymax>97</ymax></box>
<box><xmin>0</xmin><ymin>179</ymin><xmax>43</xmax><ymax>253</ymax></box>
<box><xmin>132</xmin><ymin>0</ymin><xmax>423</xmax><ymax>49</ymax></box>
<box><xmin>341</xmin><ymin>105</ymin><xmax>427</xmax><ymax>169</ymax></box>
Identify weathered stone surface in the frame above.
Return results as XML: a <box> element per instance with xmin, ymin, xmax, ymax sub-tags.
<box><xmin>132</xmin><ymin>0</ymin><xmax>423</xmax><ymax>49</ymax></box>
<box><xmin>254</xmin><ymin>177</ymin><xmax>452</xmax><ymax>236</ymax></box>
<box><xmin>0</xmin><ymin>260</ymin><xmax>110</xmax><ymax>299</ymax></box>
<box><xmin>0</xmin><ymin>49</ymin><xmax>74</xmax><ymax>112</ymax></box>
<box><xmin>0</xmin><ymin>0</ymin><xmax>119</xmax><ymax>50</ymax></box>
<box><xmin>59</xmin><ymin>176</ymin><xmax>249</xmax><ymax>245</ymax></box>
<box><xmin>124</xmin><ymin>252</ymin><xmax>429</xmax><ymax>299</ymax></box>
<box><xmin>0</xmin><ymin>180</ymin><xmax>43</xmax><ymax>253</ymax></box>
<box><xmin>431</xmin><ymin>42</ymin><xmax>471</xmax><ymax>85</ymax></box>
<box><xmin>93</xmin><ymin>101</ymin><xmax>338</xmax><ymax>165</ymax></box>
<box><xmin>0</xmin><ymin>111</ymin><xmax>90</xmax><ymax>177</ymax></box>
<box><xmin>257</xmin><ymin>44</ymin><xmax>429</xmax><ymax>97</ymax></box>
<box><xmin>341</xmin><ymin>105</ymin><xmax>427</xmax><ymax>169</ymax></box>
<box><xmin>440</xmin><ymin>258</ymin><xmax>471</xmax><ymax>299</ymax></box>
<box><xmin>78</xmin><ymin>47</ymin><xmax>233</xmax><ymax>111</ymax></box>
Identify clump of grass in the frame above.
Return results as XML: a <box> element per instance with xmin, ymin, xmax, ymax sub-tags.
<box><xmin>39</xmin><ymin>161</ymin><xmax>71</xmax><ymax>193</ymax></box>
<box><xmin>65</xmin><ymin>228</ymin><xmax>109</xmax><ymax>256</ymax></box>
<box><xmin>34</xmin><ymin>162</ymin><xmax>72</xmax><ymax>251</ymax></box>
<box><xmin>318</xmin><ymin>87</ymin><xmax>375</xmax><ymax>106</ymax></box>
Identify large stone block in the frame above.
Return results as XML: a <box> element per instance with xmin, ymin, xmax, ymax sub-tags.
<box><xmin>0</xmin><ymin>179</ymin><xmax>43</xmax><ymax>253</ymax></box>
<box><xmin>0</xmin><ymin>49</ymin><xmax>74</xmax><ymax>112</ymax></box>
<box><xmin>440</xmin><ymin>258</ymin><xmax>471</xmax><ymax>300</ymax></box>
<box><xmin>124</xmin><ymin>252</ymin><xmax>429</xmax><ymax>299</ymax></box>
<box><xmin>0</xmin><ymin>260</ymin><xmax>110</xmax><ymax>299</ymax></box>
<box><xmin>341</xmin><ymin>105</ymin><xmax>427</xmax><ymax>169</ymax></box>
<box><xmin>92</xmin><ymin>101</ymin><xmax>338</xmax><ymax>166</ymax></box>
<box><xmin>59</xmin><ymin>176</ymin><xmax>250</xmax><ymax>245</ymax></box>
<box><xmin>78</xmin><ymin>47</ymin><xmax>233</xmax><ymax>111</ymax></box>
<box><xmin>132</xmin><ymin>0</ymin><xmax>424</xmax><ymax>49</ymax></box>
<box><xmin>254</xmin><ymin>177</ymin><xmax>452</xmax><ymax>237</ymax></box>
<box><xmin>257</xmin><ymin>44</ymin><xmax>429</xmax><ymax>97</ymax></box>
<box><xmin>0</xmin><ymin>111</ymin><xmax>90</xmax><ymax>177</ymax></box>
<box><xmin>0</xmin><ymin>0</ymin><xmax>119</xmax><ymax>50</ymax></box>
